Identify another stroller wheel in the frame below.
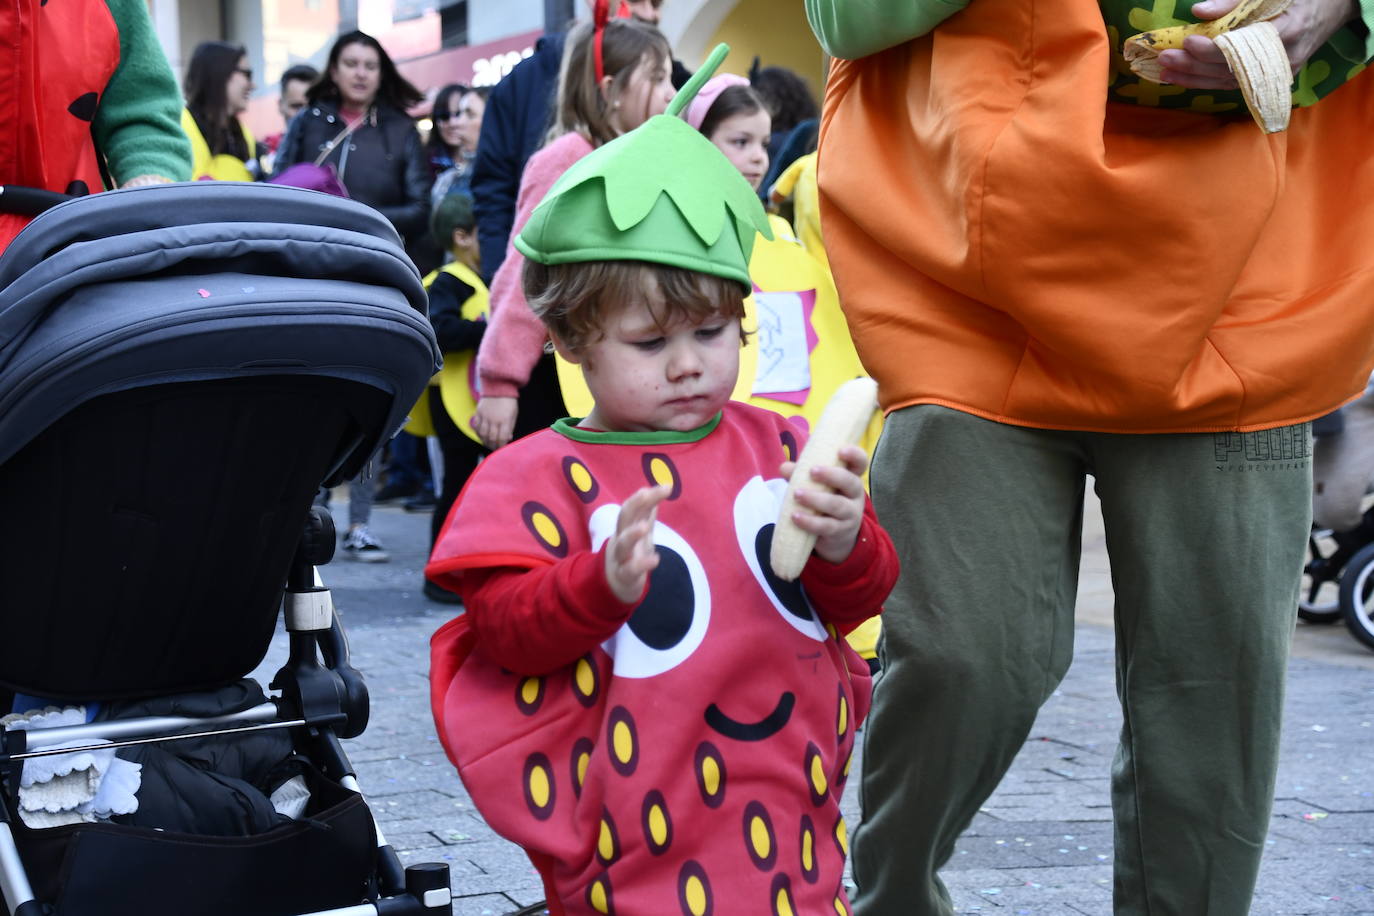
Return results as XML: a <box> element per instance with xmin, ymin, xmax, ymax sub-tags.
<box><xmin>1299</xmin><ymin>528</ymin><xmax>1344</xmax><ymax>623</ymax></box>
<box><xmin>1339</xmin><ymin>542</ymin><xmax>1374</xmax><ymax>650</ymax></box>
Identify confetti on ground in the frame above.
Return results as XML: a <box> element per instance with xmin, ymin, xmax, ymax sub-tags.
<box><xmin>1302</xmin><ymin>812</ymin><xmax>1329</xmax><ymax>820</ymax></box>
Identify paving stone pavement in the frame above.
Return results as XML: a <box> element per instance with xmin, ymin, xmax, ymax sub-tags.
<box><xmin>258</xmin><ymin>492</ymin><xmax>1374</xmax><ymax>916</ymax></box>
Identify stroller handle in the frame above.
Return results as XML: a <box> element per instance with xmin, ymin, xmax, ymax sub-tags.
<box><xmin>0</xmin><ymin>186</ymin><xmax>72</xmax><ymax>217</ymax></box>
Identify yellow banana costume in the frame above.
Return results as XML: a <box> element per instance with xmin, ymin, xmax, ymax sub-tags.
<box><xmin>405</xmin><ymin>261</ymin><xmax>490</xmax><ymax>441</ymax></box>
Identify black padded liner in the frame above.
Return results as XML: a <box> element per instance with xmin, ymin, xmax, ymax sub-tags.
<box><xmin>10</xmin><ymin>765</ymin><xmax>376</xmax><ymax>916</ymax></box>
<box><xmin>0</xmin><ymin>376</ymin><xmax>389</xmax><ymax>701</ymax></box>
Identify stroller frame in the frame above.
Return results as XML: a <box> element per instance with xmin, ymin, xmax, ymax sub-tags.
<box><xmin>0</xmin><ymin>509</ymin><xmax>452</xmax><ymax>916</ymax></box>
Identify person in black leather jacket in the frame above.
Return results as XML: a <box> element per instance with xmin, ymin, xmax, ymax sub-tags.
<box><xmin>274</xmin><ymin>30</ymin><xmax>432</xmax><ymax>561</ymax></box>
<box><xmin>274</xmin><ymin>30</ymin><xmax>431</xmax><ymax>259</ymax></box>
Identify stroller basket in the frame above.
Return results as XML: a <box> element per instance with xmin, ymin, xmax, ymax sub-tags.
<box><xmin>0</xmin><ymin>183</ymin><xmax>449</xmax><ymax>915</ymax></box>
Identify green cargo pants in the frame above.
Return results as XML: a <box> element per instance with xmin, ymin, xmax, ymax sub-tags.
<box><xmin>852</xmin><ymin>405</ymin><xmax>1311</xmax><ymax>916</ymax></box>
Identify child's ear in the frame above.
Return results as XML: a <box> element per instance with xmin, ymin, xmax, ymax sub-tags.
<box><xmin>549</xmin><ymin>333</ymin><xmax>582</xmax><ymax>365</ymax></box>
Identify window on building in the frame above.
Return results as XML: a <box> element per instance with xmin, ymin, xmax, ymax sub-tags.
<box><xmin>440</xmin><ymin>0</ymin><xmax>468</xmax><ymax>48</ymax></box>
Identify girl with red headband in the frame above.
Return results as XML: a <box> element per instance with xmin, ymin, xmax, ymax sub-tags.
<box><xmin>471</xmin><ymin>6</ymin><xmax>674</xmax><ymax>451</ymax></box>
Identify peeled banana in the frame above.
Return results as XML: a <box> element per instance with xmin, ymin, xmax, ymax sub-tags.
<box><xmin>1122</xmin><ymin>0</ymin><xmax>1294</xmax><ymax>132</ymax></box>
<box><xmin>769</xmin><ymin>377</ymin><xmax>879</xmax><ymax>582</ymax></box>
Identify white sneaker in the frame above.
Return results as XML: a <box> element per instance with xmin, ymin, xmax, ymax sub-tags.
<box><xmin>341</xmin><ymin>525</ymin><xmax>389</xmax><ymax>562</ymax></box>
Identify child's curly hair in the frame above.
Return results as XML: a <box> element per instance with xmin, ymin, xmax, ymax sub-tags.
<box><xmin>524</xmin><ymin>259</ymin><xmax>749</xmax><ymax>354</ymax></box>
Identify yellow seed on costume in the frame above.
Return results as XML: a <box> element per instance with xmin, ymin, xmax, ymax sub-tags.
<box><xmin>575</xmin><ymin>658</ymin><xmax>595</xmax><ymax>696</ymax></box>
<box><xmin>569</xmin><ymin>461</ymin><xmax>593</xmax><ymax>492</ymax></box>
<box><xmin>648</xmin><ymin>804</ymin><xmax>669</xmax><ymax>845</ymax></box>
<box><xmin>684</xmin><ymin>876</ymin><xmax>707</xmax><ymax>916</ymax></box>
<box><xmin>843</xmin><ymin>750</ymin><xmax>852</xmax><ymax>778</ymax></box>
<box><xmin>837</xmin><ymin>696</ymin><xmax>848</xmax><ymax>736</ymax></box>
<box><xmin>649</xmin><ymin>457</ymin><xmax>674</xmax><ymax>487</ymax></box>
<box><xmin>833</xmin><ymin>896</ymin><xmax>848</xmax><ymax>915</ymax></box>
<box><xmin>528</xmin><ymin>765</ymin><xmax>550</xmax><ymax>808</ymax></box>
<box><xmin>701</xmin><ymin>756</ymin><xmax>720</xmax><ymax>795</ymax></box>
<box><xmin>589</xmin><ymin>879</ymin><xmax>609</xmax><ymax>914</ymax></box>
<box><xmin>810</xmin><ymin>754</ymin><xmax>828</xmax><ymax>796</ymax></box>
<box><xmin>520</xmin><ymin>678</ymin><xmax>540</xmax><ymax>705</ymax></box>
<box><xmin>576</xmin><ymin>751</ymin><xmax>590</xmax><ymax>787</ymax></box>
<box><xmin>613</xmin><ymin>720</ymin><xmax>634</xmax><ymax>764</ymax></box>
<box><xmin>532</xmin><ymin>512</ymin><xmax>561</xmax><ymax>547</ymax></box>
<box><xmin>835</xmin><ymin>817</ymin><xmax>849</xmax><ymax>855</ymax></box>
<box><xmin>802</xmin><ymin>828</ymin><xmax>815</xmax><ymax>871</ymax></box>
<box><xmin>598</xmin><ymin>819</ymin><xmax>616</xmax><ymax>862</ymax></box>
<box><xmin>775</xmin><ymin>886</ymin><xmax>796</xmax><ymax>916</ymax></box>
<box><xmin>750</xmin><ymin>815</ymin><xmax>772</xmax><ymax>858</ymax></box>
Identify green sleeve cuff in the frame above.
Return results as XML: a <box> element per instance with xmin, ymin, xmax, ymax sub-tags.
<box><xmin>96</xmin><ymin>0</ymin><xmax>192</xmax><ymax>184</ymax></box>
<box><xmin>805</xmin><ymin>0</ymin><xmax>970</xmax><ymax>60</ymax></box>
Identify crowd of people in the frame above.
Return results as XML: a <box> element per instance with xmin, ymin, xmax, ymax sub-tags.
<box><xmin>5</xmin><ymin>0</ymin><xmax>1373</xmax><ymax>913</ymax></box>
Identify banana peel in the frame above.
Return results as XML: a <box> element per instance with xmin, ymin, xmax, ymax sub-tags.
<box><xmin>1122</xmin><ymin>0</ymin><xmax>1294</xmax><ymax>132</ymax></box>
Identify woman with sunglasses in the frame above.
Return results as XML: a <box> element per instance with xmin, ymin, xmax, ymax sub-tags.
<box><xmin>182</xmin><ymin>41</ymin><xmax>263</xmax><ymax>181</ymax></box>
<box><xmin>427</xmin><ymin>84</ymin><xmax>489</xmax><ymax>207</ymax></box>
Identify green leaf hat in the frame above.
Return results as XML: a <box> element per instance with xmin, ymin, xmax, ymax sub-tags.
<box><xmin>513</xmin><ymin>44</ymin><xmax>772</xmax><ymax>292</ymax></box>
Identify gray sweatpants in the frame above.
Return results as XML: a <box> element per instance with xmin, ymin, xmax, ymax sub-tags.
<box><xmin>852</xmin><ymin>405</ymin><xmax>1311</xmax><ymax>916</ymax></box>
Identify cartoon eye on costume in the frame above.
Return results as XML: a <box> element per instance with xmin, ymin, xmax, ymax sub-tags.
<box><xmin>678</xmin><ymin>861</ymin><xmax>713</xmax><ymax>916</ymax></box>
<box><xmin>743</xmin><ymin>801</ymin><xmax>778</xmax><ymax>871</ymax></box>
<box><xmin>589</xmin><ymin>504</ymin><xmax>710</xmax><ymax>678</ymax></box>
<box><xmin>799</xmin><ymin>814</ymin><xmax>819</xmax><ymax>883</ymax></box>
<box><xmin>523</xmin><ymin>753</ymin><xmax>555</xmax><ymax>821</ymax></box>
<box><xmin>694</xmin><ymin>742</ymin><xmax>727</xmax><ymax>809</ymax></box>
<box><xmin>562</xmin><ymin>456</ymin><xmax>600</xmax><ymax>503</ymax></box>
<box><xmin>642</xmin><ymin>789</ymin><xmax>673</xmax><ymax>855</ymax></box>
<box><xmin>770</xmin><ymin>872</ymin><xmax>797</xmax><ymax>916</ymax></box>
<box><xmin>733</xmin><ymin>476</ymin><xmax>827</xmax><ymax>641</ymax></box>
<box><xmin>586</xmin><ymin>873</ymin><xmax>614</xmax><ymax>915</ymax></box>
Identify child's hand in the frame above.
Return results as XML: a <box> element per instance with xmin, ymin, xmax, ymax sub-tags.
<box><xmin>473</xmin><ymin>396</ymin><xmax>519</xmax><ymax>449</ymax></box>
<box><xmin>778</xmin><ymin>445</ymin><xmax>869</xmax><ymax>566</ymax></box>
<box><xmin>605</xmin><ymin>485</ymin><xmax>671</xmax><ymax>604</ymax></box>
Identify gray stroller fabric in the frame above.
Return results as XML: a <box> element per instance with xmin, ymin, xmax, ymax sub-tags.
<box><xmin>0</xmin><ymin>181</ymin><xmax>440</xmax><ymax>472</ymax></box>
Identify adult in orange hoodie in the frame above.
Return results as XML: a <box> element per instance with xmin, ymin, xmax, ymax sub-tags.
<box><xmin>807</xmin><ymin>0</ymin><xmax>1374</xmax><ymax>912</ymax></box>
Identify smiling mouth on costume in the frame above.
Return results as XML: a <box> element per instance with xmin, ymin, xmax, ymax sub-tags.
<box><xmin>704</xmin><ymin>691</ymin><xmax>795</xmax><ymax>741</ymax></box>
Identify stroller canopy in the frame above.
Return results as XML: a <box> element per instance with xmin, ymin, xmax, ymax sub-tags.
<box><xmin>0</xmin><ymin>181</ymin><xmax>439</xmax><ymax>476</ymax></box>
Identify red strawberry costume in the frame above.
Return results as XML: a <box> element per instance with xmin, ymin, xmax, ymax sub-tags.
<box><xmin>427</xmin><ymin>403</ymin><xmax>896</xmax><ymax>915</ymax></box>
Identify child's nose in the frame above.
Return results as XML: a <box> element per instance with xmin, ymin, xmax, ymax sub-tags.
<box><xmin>666</xmin><ymin>342</ymin><xmax>703</xmax><ymax>379</ymax></box>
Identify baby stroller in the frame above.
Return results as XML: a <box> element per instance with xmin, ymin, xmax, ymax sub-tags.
<box><xmin>0</xmin><ymin>182</ymin><xmax>449</xmax><ymax>914</ymax></box>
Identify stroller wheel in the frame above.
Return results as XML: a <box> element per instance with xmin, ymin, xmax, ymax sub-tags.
<box><xmin>1299</xmin><ymin>528</ymin><xmax>1344</xmax><ymax>623</ymax></box>
<box><xmin>1339</xmin><ymin>542</ymin><xmax>1374</xmax><ymax>651</ymax></box>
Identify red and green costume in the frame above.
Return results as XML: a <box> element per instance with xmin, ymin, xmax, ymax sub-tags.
<box><xmin>428</xmin><ymin>402</ymin><xmax>896</xmax><ymax>915</ymax></box>
<box><xmin>0</xmin><ymin>0</ymin><xmax>189</xmax><ymax>250</ymax></box>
